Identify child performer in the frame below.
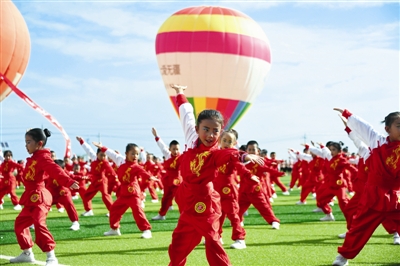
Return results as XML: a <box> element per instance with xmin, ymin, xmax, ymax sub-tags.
<box><xmin>168</xmin><ymin>85</ymin><xmax>263</xmax><ymax>266</ymax></box>
<box><xmin>332</xmin><ymin>109</ymin><xmax>400</xmax><ymax>266</ymax></box>
<box><xmin>92</xmin><ymin>142</ymin><xmax>154</xmax><ymax>238</ymax></box>
<box><xmin>151</xmin><ymin>127</ymin><xmax>182</xmax><ymax>220</ymax></box>
<box><xmin>10</xmin><ymin>128</ymin><xmax>78</xmax><ymax>265</ymax></box>
<box><xmin>215</xmin><ymin>129</ymin><xmax>260</xmax><ymax>249</ymax></box>
<box><xmin>47</xmin><ymin>159</ymin><xmax>80</xmax><ymax>231</ymax></box>
<box><xmin>0</xmin><ymin>150</ymin><xmax>24</xmax><ymax>210</ymax></box>
<box><xmin>269</xmin><ymin>152</ymin><xmax>290</xmax><ymax>195</ymax></box>
<box><xmin>314</xmin><ymin>140</ymin><xmax>357</xmax><ymax>222</ymax></box>
<box><xmin>238</xmin><ymin>140</ymin><xmax>283</xmax><ymax>230</ymax></box>
<box><xmin>76</xmin><ymin>136</ymin><xmax>117</xmax><ymax>216</ymax></box>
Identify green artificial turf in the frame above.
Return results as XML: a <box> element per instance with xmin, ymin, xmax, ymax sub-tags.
<box><xmin>0</xmin><ymin>176</ymin><xmax>399</xmax><ymax>265</ymax></box>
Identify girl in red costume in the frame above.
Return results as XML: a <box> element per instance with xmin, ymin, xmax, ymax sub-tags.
<box><xmin>76</xmin><ymin>136</ymin><xmax>117</xmax><ymax>216</ymax></box>
<box><xmin>10</xmin><ymin>128</ymin><xmax>78</xmax><ymax>266</ymax></box>
<box><xmin>214</xmin><ymin>129</ymin><xmax>260</xmax><ymax>250</ymax></box>
<box><xmin>314</xmin><ymin>140</ymin><xmax>357</xmax><ymax>222</ymax></box>
<box><xmin>0</xmin><ymin>150</ymin><xmax>24</xmax><ymax>210</ymax></box>
<box><xmin>332</xmin><ymin>109</ymin><xmax>400</xmax><ymax>266</ymax></box>
<box><xmin>168</xmin><ymin>85</ymin><xmax>263</xmax><ymax>266</ymax></box>
<box><xmin>92</xmin><ymin>142</ymin><xmax>154</xmax><ymax>238</ymax></box>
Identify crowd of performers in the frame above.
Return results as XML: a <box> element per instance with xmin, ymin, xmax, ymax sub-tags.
<box><xmin>1</xmin><ymin>86</ymin><xmax>399</xmax><ymax>266</ymax></box>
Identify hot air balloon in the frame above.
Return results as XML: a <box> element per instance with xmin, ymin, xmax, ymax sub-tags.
<box><xmin>0</xmin><ymin>2</ymin><xmax>72</xmax><ymax>157</ymax></box>
<box><xmin>155</xmin><ymin>6</ymin><xmax>271</xmax><ymax>129</ymax></box>
<box><xmin>0</xmin><ymin>1</ymin><xmax>31</xmax><ymax>102</ymax></box>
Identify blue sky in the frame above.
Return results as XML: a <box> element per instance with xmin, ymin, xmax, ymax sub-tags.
<box><xmin>1</xmin><ymin>0</ymin><xmax>399</xmax><ymax>161</ymax></box>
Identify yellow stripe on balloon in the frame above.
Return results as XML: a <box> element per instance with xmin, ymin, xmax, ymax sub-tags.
<box><xmin>193</xmin><ymin>97</ymin><xmax>207</xmax><ymax>117</ymax></box>
<box><xmin>158</xmin><ymin>14</ymin><xmax>268</xmax><ymax>42</ymax></box>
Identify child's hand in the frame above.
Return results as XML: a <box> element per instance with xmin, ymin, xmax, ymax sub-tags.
<box><xmin>250</xmin><ymin>175</ymin><xmax>260</xmax><ymax>183</ymax></box>
<box><xmin>333</xmin><ymin>108</ymin><xmax>344</xmax><ymax>114</ymax></box>
<box><xmin>338</xmin><ymin>114</ymin><xmax>348</xmax><ymax>127</ymax></box>
<box><xmin>92</xmin><ymin>141</ymin><xmax>103</xmax><ymax>149</ymax></box>
<box><xmin>76</xmin><ymin>136</ymin><xmax>83</xmax><ymax>142</ymax></box>
<box><xmin>70</xmin><ymin>181</ymin><xmax>79</xmax><ymax>190</ymax></box>
<box><xmin>245</xmin><ymin>154</ymin><xmax>264</xmax><ymax>166</ymax></box>
<box><xmin>170</xmin><ymin>84</ymin><xmax>187</xmax><ymax>94</ymax></box>
<box><xmin>150</xmin><ymin>176</ymin><xmax>158</xmax><ymax>181</ymax></box>
<box><xmin>152</xmin><ymin>127</ymin><xmax>158</xmax><ymax>137</ymax></box>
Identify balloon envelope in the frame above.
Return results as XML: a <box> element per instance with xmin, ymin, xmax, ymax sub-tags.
<box><xmin>0</xmin><ymin>1</ymin><xmax>31</xmax><ymax>102</ymax></box>
<box><xmin>155</xmin><ymin>6</ymin><xmax>271</xmax><ymax>129</ymax></box>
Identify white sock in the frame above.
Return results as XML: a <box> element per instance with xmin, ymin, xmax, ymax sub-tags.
<box><xmin>23</xmin><ymin>248</ymin><xmax>32</xmax><ymax>254</ymax></box>
<box><xmin>46</xmin><ymin>250</ymin><xmax>56</xmax><ymax>259</ymax></box>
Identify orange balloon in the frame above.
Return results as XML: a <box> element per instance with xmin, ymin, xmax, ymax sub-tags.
<box><xmin>0</xmin><ymin>1</ymin><xmax>30</xmax><ymax>102</ymax></box>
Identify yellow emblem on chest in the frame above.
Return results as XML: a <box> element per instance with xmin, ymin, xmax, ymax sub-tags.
<box><xmin>122</xmin><ymin>168</ymin><xmax>132</xmax><ymax>182</ymax></box>
<box><xmin>25</xmin><ymin>161</ymin><xmax>37</xmax><ymax>181</ymax></box>
<box><xmin>386</xmin><ymin>146</ymin><xmax>400</xmax><ymax>170</ymax></box>
<box><xmin>190</xmin><ymin>151</ymin><xmax>210</xmax><ymax>177</ymax></box>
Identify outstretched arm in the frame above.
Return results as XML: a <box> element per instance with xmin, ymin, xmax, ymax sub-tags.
<box><xmin>171</xmin><ymin>84</ymin><xmax>198</xmax><ymax>147</ymax></box>
<box><xmin>152</xmin><ymin>127</ymin><xmax>171</xmax><ymax>159</ymax></box>
<box><xmin>76</xmin><ymin>136</ymin><xmax>96</xmax><ymax>161</ymax></box>
<box><xmin>92</xmin><ymin>141</ymin><xmax>125</xmax><ymax>167</ymax></box>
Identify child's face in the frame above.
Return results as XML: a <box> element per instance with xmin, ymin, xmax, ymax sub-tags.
<box><xmin>25</xmin><ymin>135</ymin><xmax>41</xmax><ymax>155</ymax></box>
<box><xmin>196</xmin><ymin>119</ymin><xmax>221</xmax><ymax>147</ymax></box>
<box><xmin>386</xmin><ymin>117</ymin><xmax>400</xmax><ymax>142</ymax></box>
<box><xmin>126</xmin><ymin>147</ymin><xmax>140</xmax><ymax>162</ymax></box>
<box><xmin>169</xmin><ymin>145</ymin><xmax>180</xmax><ymax>156</ymax></box>
<box><xmin>219</xmin><ymin>133</ymin><xmax>236</xmax><ymax>149</ymax></box>
<box><xmin>97</xmin><ymin>152</ymin><xmax>106</xmax><ymax>161</ymax></box>
<box><xmin>4</xmin><ymin>153</ymin><xmax>12</xmax><ymax>161</ymax></box>
<box><xmin>246</xmin><ymin>144</ymin><xmax>259</xmax><ymax>155</ymax></box>
<box><xmin>270</xmin><ymin>153</ymin><xmax>276</xmax><ymax>159</ymax></box>
<box><xmin>328</xmin><ymin>145</ymin><xmax>340</xmax><ymax>157</ymax></box>
<box><xmin>73</xmin><ymin>166</ymin><xmax>80</xmax><ymax>173</ymax></box>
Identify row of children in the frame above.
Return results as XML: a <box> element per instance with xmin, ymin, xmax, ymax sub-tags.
<box><xmin>3</xmin><ymin>84</ymin><xmax>399</xmax><ymax>266</ymax></box>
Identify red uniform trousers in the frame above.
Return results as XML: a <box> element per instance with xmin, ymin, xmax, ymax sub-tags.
<box><xmin>316</xmin><ymin>183</ymin><xmax>349</xmax><ymax>219</ymax></box>
<box><xmin>238</xmin><ymin>186</ymin><xmax>280</xmax><ymax>224</ymax></box>
<box><xmin>338</xmin><ymin>207</ymin><xmax>400</xmax><ymax>259</ymax></box>
<box><xmin>299</xmin><ymin>180</ymin><xmax>316</xmax><ymax>202</ymax></box>
<box><xmin>83</xmin><ymin>179</ymin><xmax>113</xmax><ymax>211</ymax></box>
<box><xmin>15</xmin><ymin>204</ymin><xmax>55</xmax><ymax>252</ymax></box>
<box><xmin>109</xmin><ymin>195</ymin><xmax>151</xmax><ymax>231</ymax></box>
<box><xmin>218</xmin><ymin>194</ymin><xmax>245</xmax><ymax>240</ymax></box>
<box><xmin>139</xmin><ymin>179</ymin><xmax>158</xmax><ymax>200</ymax></box>
<box><xmin>289</xmin><ymin>163</ymin><xmax>301</xmax><ymax>188</ymax></box>
<box><xmin>0</xmin><ymin>177</ymin><xmax>19</xmax><ymax>205</ymax></box>
<box><xmin>159</xmin><ymin>176</ymin><xmax>180</xmax><ymax>216</ymax></box>
<box><xmin>51</xmin><ymin>188</ymin><xmax>79</xmax><ymax>222</ymax></box>
<box><xmin>169</xmin><ymin>182</ymin><xmax>231</xmax><ymax>266</ymax></box>
<box><xmin>270</xmin><ymin>175</ymin><xmax>288</xmax><ymax>192</ymax></box>
<box><xmin>345</xmin><ymin>179</ymin><xmax>397</xmax><ymax>232</ymax></box>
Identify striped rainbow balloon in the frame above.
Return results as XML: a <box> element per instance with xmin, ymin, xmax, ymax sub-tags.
<box><xmin>155</xmin><ymin>6</ymin><xmax>271</xmax><ymax>129</ymax></box>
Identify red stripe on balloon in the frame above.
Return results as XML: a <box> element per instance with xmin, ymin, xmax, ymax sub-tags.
<box><xmin>173</xmin><ymin>6</ymin><xmax>250</xmax><ymax>19</ymax></box>
<box><xmin>156</xmin><ymin>31</ymin><xmax>271</xmax><ymax>63</ymax></box>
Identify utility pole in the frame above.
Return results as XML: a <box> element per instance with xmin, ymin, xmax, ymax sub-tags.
<box><xmin>98</xmin><ymin>132</ymin><xmax>101</xmax><ymax>143</ymax></box>
<box><xmin>303</xmin><ymin>133</ymin><xmax>306</xmax><ymax>144</ymax></box>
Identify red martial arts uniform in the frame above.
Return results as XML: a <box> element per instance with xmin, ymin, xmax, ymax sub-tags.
<box><xmin>108</xmin><ymin>158</ymin><xmax>152</xmax><ymax>231</ymax></box>
<box><xmin>14</xmin><ymin>149</ymin><xmax>75</xmax><ymax>252</ymax></box>
<box><xmin>214</xmin><ymin>160</ymin><xmax>252</xmax><ymax>241</ymax></box>
<box><xmin>0</xmin><ymin>159</ymin><xmax>23</xmax><ymax>206</ymax></box>
<box><xmin>78</xmin><ymin>140</ymin><xmax>116</xmax><ymax>212</ymax></box>
<box><xmin>168</xmin><ymin>93</ymin><xmax>239</xmax><ymax>266</ymax></box>
<box><xmin>338</xmin><ymin>110</ymin><xmax>400</xmax><ymax>259</ymax></box>
<box><xmin>238</xmin><ymin>159</ymin><xmax>282</xmax><ymax>225</ymax></box>
<box><xmin>142</xmin><ymin>160</ymin><xmax>160</xmax><ymax>201</ymax></box>
<box><xmin>154</xmin><ymin>136</ymin><xmax>182</xmax><ymax>216</ymax></box>
<box><xmin>46</xmin><ymin>174</ymin><xmax>78</xmax><ymax>223</ymax></box>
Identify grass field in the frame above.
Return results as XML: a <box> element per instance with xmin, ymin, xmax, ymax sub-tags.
<box><xmin>0</xmin><ymin>175</ymin><xmax>399</xmax><ymax>266</ymax></box>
